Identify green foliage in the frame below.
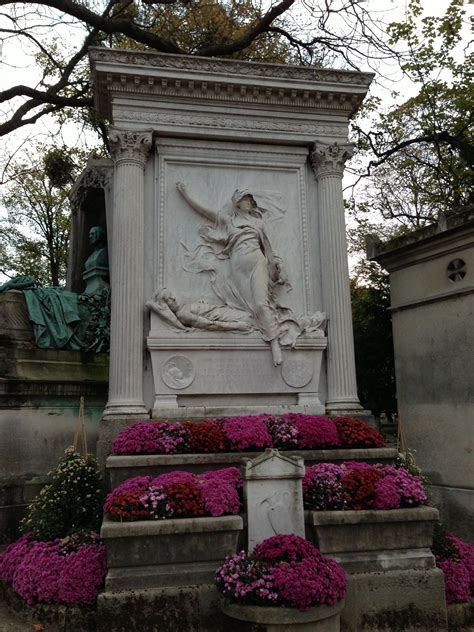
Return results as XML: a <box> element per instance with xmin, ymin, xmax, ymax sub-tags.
<box><xmin>79</xmin><ymin>288</ymin><xmax>111</xmax><ymax>353</ymax></box>
<box><xmin>22</xmin><ymin>447</ymin><xmax>103</xmax><ymax>541</ymax></box>
<box><xmin>351</xmin><ymin>273</ymin><xmax>397</xmax><ymax>417</ymax></box>
<box><xmin>113</xmin><ymin>0</ymin><xmax>295</xmax><ymax>63</ymax></box>
<box><xmin>0</xmin><ymin>146</ymin><xmax>86</xmax><ymax>285</ymax></box>
<box><xmin>396</xmin><ymin>448</ymin><xmax>423</xmax><ymax>478</ymax></box>
<box><xmin>352</xmin><ymin>0</ymin><xmax>472</xmax><ymax>231</ymax></box>
<box><xmin>43</xmin><ymin>147</ymin><xmax>77</xmax><ymax>189</ymax></box>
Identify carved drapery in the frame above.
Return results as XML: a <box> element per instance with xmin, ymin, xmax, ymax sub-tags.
<box><xmin>311</xmin><ymin>142</ymin><xmax>361</xmax><ymax>412</ymax></box>
<box><xmin>104</xmin><ymin>128</ymin><xmax>153</xmax><ymax>419</ymax></box>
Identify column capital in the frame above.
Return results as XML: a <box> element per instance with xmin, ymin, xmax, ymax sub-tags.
<box><xmin>310</xmin><ymin>142</ymin><xmax>354</xmax><ymax>178</ymax></box>
<box><xmin>109</xmin><ymin>128</ymin><xmax>153</xmax><ymax>167</ymax></box>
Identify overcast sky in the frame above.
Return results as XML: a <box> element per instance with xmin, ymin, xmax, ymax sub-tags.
<box><xmin>0</xmin><ymin>0</ymin><xmax>470</xmax><ymax>279</ymax></box>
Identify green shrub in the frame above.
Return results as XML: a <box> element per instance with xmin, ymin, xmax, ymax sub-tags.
<box><xmin>22</xmin><ymin>447</ymin><xmax>103</xmax><ymax>541</ymax></box>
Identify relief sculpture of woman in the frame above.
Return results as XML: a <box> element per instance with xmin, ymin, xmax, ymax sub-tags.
<box><xmin>176</xmin><ymin>182</ymin><xmax>291</xmax><ymax>366</ymax></box>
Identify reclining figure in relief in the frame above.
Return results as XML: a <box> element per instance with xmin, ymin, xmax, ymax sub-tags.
<box><xmin>146</xmin><ymin>289</ymin><xmax>253</xmax><ymax>333</ymax></box>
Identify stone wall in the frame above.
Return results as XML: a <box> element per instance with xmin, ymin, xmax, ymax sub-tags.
<box><xmin>0</xmin><ymin>291</ymin><xmax>108</xmax><ymax>542</ymax></box>
<box><xmin>368</xmin><ymin>208</ymin><xmax>474</xmax><ymax>539</ymax></box>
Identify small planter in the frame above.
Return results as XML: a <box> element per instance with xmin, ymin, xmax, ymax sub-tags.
<box><xmin>106</xmin><ymin>447</ymin><xmax>398</xmax><ymax>488</ymax></box>
<box><xmin>305</xmin><ymin>507</ymin><xmax>448</xmax><ymax>632</ymax></box>
<box><xmin>305</xmin><ymin>506</ymin><xmax>439</xmax><ymax>573</ymax></box>
<box><xmin>101</xmin><ymin>514</ymin><xmax>243</xmax><ymax>591</ymax></box>
<box><xmin>221</xmin><ymin>600</ymin><xmax>344</xmax><ymax>631</ymax></box>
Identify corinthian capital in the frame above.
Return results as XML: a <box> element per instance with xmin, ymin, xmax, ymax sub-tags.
<box><xmin>310</xmin><ymin>142</ymin><xmax>354</xmax><ymax>178</ymax></box>
<box><xmin>109</xmin><ymin>128</ymin><xmax>153</xmax><ymax>166</ymax></box>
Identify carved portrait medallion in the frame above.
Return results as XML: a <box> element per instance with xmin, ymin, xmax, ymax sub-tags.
<box><xmin>161</xmin><ymin>355</ymin><xmax>195</xmax><ymax>389</ymax></box>
<box><xmin>281</xmin><ymin>355</ymin><xmax>314</xmax><ymax>388</ymax></box>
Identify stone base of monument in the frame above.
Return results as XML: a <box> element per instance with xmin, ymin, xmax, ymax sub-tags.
<box><xmin>96</xmin><ymin>584</ymin><xmax>244</xmax><ymax>632</ymax></box>
<box><xmin>97</xmin><ymin>585</ymin><xmax>345</xmax><ymax>632</ymax></box>
<box><xmin>100</xmin><ymin>515</ymin><xmax>244</xmax><ymax>592</ymax></box>
<box><xmin>106</xmin><ymin>447</ymin><xmax>398</xmax><ymax>489</ymax></box>
<box><xmin>447</xmin><ymin>598</ymin><xmax>474</xmax><ymax>631</ymax></box>
<box><xmin>221</xmin><ymin>600</ymin><xmax>344</xmax><ymax>632</ymax></box>
<box><xmin>341</xmin><ymin>569</ymin><xmax>447</xmax><ymax>632</ymax></box>
<box><xmin>147</xmin><ymin>334</ymin><xmax>327</xmax><ymax>417</ymax></box>
<box><xmin>305</xmin><ymin>507</ymin><xmax>448</xmax><ymax>631</ymax></box>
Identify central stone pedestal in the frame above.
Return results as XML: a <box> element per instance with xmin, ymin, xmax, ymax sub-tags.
<box><xmin>149</xmin><ymin>333</ymin><xmax>327</xmax><ymax>414</ymax></box>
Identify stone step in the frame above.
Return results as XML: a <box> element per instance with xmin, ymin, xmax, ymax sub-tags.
<box><xmin>106</xmin><ymin>447</ymin><xmax>398</xmax><ymax>489</ymax></box>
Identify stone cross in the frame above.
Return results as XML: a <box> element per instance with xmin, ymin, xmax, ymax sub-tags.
<box><xmin>242</xmin><ymin>449</ymin><xmax>305</xmax><ymax>551</ymax></box>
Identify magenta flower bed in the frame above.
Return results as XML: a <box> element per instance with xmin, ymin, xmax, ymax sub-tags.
<box><xmin>0</xmin><ymin>532</ymin><xmax>107</xmax><ymax>606</ymax></box>
<box><xmin>104</xmin><ymin>467</ymin><xmax>242</xmax><ymax>521</ymax></box>
<box><xmin>112</xmin><ymin>414</ymin><xmax>384</xmax><ymax>455</ymax></box>
<box><xmin>303</xmin><ymin>462</ymin><xmax>427</xmax><ymax>511</ymax></box>
<box><xmin>215</xmin><ymin>534</ymin><xmax>346</xmax><ymax>610</ymax></box>
<box><xmin>433</xmin><ymin>531</ymin><xmax>474</xmax><ymax>604</ymax></box>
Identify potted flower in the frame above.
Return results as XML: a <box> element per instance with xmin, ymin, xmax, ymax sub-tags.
<box><xmin>215</xmin><ymin>534</ymin><xmax>346</xmax><ymax>631</ymax></box>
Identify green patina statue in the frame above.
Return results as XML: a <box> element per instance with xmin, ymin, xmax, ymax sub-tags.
<box><xmin>82</xmin><ymin>226</ymin><xmax>110</xmax><ymax>296</ymax></box>
<box><xmin>0</xmin><ymin>275</ymin><xmax>36</xmax><ymax>293</ymax></box>
<box><xmin>0</xmin><ymin>226</ymin><xmax>111</xmax><ymax>352</ymax></box>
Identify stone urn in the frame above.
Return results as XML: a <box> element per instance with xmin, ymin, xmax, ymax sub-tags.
<box><xmin>221</xmin><ymin>599</ymin><xmax>345</xmax><ymax>631</ymax></box>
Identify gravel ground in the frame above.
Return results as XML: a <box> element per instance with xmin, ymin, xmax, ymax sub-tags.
<box><xmin>0</xmin><ymin>601</ymin><xmax>37</xmax><ymax>632</ymax></box>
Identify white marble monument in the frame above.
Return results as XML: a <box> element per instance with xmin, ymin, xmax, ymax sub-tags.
<box><xmin>242</xmin><ymin>449</ymin><xmax>305</xmax><ymax>551</ymax></box>
<box><xmin>89</xmin><ymin>49</ymin><xmax>372</xmax><ymax>420</ymax></box>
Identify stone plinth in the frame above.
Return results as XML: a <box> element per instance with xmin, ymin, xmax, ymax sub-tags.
<box><xmin>101</xmin><ymin>515</ymin><xmax>243</xmax><ymax>591</ymax></box>
<box><xmin>242</xmin><ymin>449</ymin><xmax>305</xmax><ymax>550</ymax></box>
<box><xmin>106</xmin><ymin>447</ymin><xmax>398</xmax><ymax>490</ymax></box>
<box><xmin>82</xmin><ymin>265</ymin><xmax>109</xmax><ymax>296</ymax></box>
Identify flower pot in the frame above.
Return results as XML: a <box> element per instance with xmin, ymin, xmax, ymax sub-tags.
<box><xmin>221</xmin><ymin>600</ymin><xmax>344</xmax><ymax>631</ymax></box>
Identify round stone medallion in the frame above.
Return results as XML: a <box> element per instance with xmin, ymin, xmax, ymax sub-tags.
<box><xmin>161</xmin><ymin>355</ymin><xmax>195</xmax><ymax>390</ymax></box>
<box><xmin>281</xmin><ymin>355</ymin><xmax>314</xmax><ymax>388</ymax></box>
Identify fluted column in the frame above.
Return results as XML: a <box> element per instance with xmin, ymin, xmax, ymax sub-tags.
<box><xmin>103</xmin><ymin>129</ymin><xmax>152</xmax><ymax>419</ymax></box>
<box><xmin>311</xmin><ymin>142</ymin><xmax>361</xmax><ymax>413</ymax></box>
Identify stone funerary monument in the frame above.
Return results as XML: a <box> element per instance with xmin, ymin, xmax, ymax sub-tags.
<box><xmin>89</xmin><ymin>48</ymin><xmax>373</xmax><ymax>432</ymax></box>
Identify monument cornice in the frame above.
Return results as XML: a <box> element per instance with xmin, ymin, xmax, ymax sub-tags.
<box><xmin>89</xmin><ymin>47</ymin><xmax>374</xmax><ymax>120</ymax></box>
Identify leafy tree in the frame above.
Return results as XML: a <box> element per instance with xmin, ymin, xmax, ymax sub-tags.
<box><xmin>0</xmin><ymin>146</ymin><xmax>86</xmax><ymax>285</ymax></box>
<box><xmin>351</xmin><ymin>0</ymin><xmax>473</xmax><ymax>229</ymax></box>
<box><xmin>0</xmin><ymin>0</ymin><xmax>399</xmax><ymax>139</ymax></box>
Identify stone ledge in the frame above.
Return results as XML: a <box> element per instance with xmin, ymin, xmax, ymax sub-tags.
<box><xmin>305</xmin><ymin>506</ymin><xmax>439</xmax><ymax>573</ymax></box>
<box><xmin>101</xmin><ymin>514</ymin><xmax>244</xmax><ymax>537</ymax></box>
<box><xmin>106</xmin><ymin>448</ymin><xmax>398</xmax><ymax>488</ymax></box>
<box><xmin>307</xmin><ymin>506</ymin><xmax>439</xmax><ymax>525</ymax></box>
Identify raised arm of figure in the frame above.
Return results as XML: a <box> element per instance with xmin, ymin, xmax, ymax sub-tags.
<box><xmin>176</xmin><ymin>182</ymin><xmax>219</xmax><ymax>223</ymax></box>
